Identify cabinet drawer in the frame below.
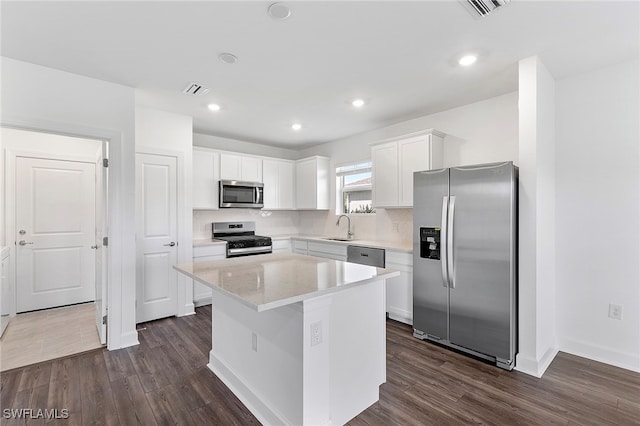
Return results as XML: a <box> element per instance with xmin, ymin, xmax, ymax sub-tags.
<box><xmin>386</xmin><ymin>250</ymin><xmax>412</xmax><ymax>267</ymax></box>
<box><xmin>308</xmin><ymin>251</ymin><xmax>347</xmax><ymax>262</ymax></box>
<box><xmin>307</xmin><ymin>241</ymin><xmax>347</xmax><ymax>257</ymax></box>
<box><xmin>193</xmin><ymin>244</ymin><xmax>226</xmax><ymax>258</ymax></box>
<box><xmin>292</xmin><ymin>240</ymin><xmax>308</xmax><ymax>251</ymax></box>
<box><xmin>272</xmin><ymin>239</ymin><xmax>291</xmax><ymax>252</ymax></box>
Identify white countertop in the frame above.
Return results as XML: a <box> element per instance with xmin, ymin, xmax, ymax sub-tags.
<box><xmin>193</xmin><ymin>235</ymin><xmax>412</xmax><ymax>253</ymax></box>
<box><xmin>174</xmin><ymin>252</ymin><xmax>399</xmax><ymax>312</ymax></box>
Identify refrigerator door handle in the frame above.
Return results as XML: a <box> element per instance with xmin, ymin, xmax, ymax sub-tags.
<box><xmin>447</xmin><ymin>196</ymin><xmax>456</xmax><ymax>288</ymax></box>
<box><xmin>441</xmin><ymin>196</ymin><xmax>450</xmax><ymax>287</ymax></box>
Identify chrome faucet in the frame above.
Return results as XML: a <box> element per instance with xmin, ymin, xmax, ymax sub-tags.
<box><xmin>336</xmin><ymin>214</ymin><xmax>354</xmax><ymax>239</ymax></box>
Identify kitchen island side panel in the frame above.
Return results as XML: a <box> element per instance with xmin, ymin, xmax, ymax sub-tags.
<box><xmin>207</xmin><ymin>278</ymin><xmax>386</xmax><ymax>425</ymax></box>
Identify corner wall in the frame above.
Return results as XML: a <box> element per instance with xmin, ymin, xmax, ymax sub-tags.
<box><xmin>555</xmin><ymin>60</ymin><xmax>640</xmax><ymax>371</ymax></box>
<box><xmin>1</xmin><ymin>57</ymin><xmax>138</xmax><ymax>350</ymax></box>
<box><xmin>516</xmin><ymin>56</ymin><xmax>558</xmax><ymax>377</ymax></box>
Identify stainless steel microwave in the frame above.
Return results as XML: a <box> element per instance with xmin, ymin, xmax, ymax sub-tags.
<box><xmin>219</xmin><ymin>180</ymin><xmax>264</xmax><ymax>209</ymax></box>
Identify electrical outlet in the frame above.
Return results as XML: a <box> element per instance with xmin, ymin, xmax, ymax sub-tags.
<box><xmin>392</xmin><ymin>222</ymin><xmax>400</xmax><ymax>233</ymax></box>
<box><xmin>608</xmin><ymin>304</ymin><xmax>623</xmax><ymax>320</ymax></box>
<box><xmin>252</xmin><ymin>332</ymin><xmax>258</xmax><ymax>352</ymax></box>
<box><xmin>310</xmin><ymin>321</ymin><xmax>322</xmax><ymax>347</ymax></box>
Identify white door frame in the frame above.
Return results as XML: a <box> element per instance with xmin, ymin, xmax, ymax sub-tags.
<box><xmin>136</xmin><ymin>146</ymin><xmax>194</xmax><ymax>318</ymax></box>
<box><xmin>2</xmin><ymin>120</ymin><xmax>138</xmax><ymax>351</ymax></box>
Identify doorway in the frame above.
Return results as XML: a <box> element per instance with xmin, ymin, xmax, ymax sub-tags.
<box><xmin>2</xmin><ymin>128</ymin><xmax>108</xmax><ymax>366</ymax></box>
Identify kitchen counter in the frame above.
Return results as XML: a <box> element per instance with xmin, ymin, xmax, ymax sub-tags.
<box><xmin>173</xmin><ymin>252</ymin><xmax>398</xmax><ymax>425</ymax></box>
<box><xmin>193</xmin><ymin>234</ymin><xmax>413</xmax><ymax>252</ymax></box>
<box><xmin>175</xmin><ymin>252</ymin><xmax>397</xmax><ymax>312</ymax></box>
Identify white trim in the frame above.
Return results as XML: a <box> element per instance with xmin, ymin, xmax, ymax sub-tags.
<box><xmin>559</xmin><ymin>336</ymin><xmax>640</xmax><ymax>373</ymax></box>
<box><xmin>515</xmin><ymin>345</ymin><xmax>559</xmax><ymax>377</ymax></box>
<box><xmin>368</xmin><ymin>128</ymin><xmax>446</xmax><ymax>147</ymax></box>
<box><xmin>1</xmin><ymin>119</ymin><xmax>138</xmax><ymax>351</ymax></box>
<box><xmin>135</xmin><ymin>146</ymin><xmax>194</xmax><ymax>318</ymax></box>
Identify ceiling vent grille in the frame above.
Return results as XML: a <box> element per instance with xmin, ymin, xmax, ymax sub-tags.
<box><xmin>461</xmin><ymin>0</ymin><xmax>511</xmax><ymax>18</ymax></box>
<box><xmin>182</xmin><ymin>82</ymin><xmax>210</xmax><ymax>96</ymax></box>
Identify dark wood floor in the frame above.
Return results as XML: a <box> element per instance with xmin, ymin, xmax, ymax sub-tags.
<box><xmin>1</xmin><ymin>305</ymin><xmax>638</xmax><ymax>425</ymax></box>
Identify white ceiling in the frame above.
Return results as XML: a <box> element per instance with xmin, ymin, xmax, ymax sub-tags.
<box><xmin>1</xmin><ymin>1</ymin><xmax>638</xmax><ymax>149</ymax></box>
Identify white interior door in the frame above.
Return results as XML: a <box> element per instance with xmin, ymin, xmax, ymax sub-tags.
<box><xmin>136</xmin><ymin>153</ymin><xmax>178</xmax><ymax>323</ymax></box>
<box><xmin>16</xmin><ymin>157</ymin><xmax>96</xmax><ymax>312</ymax></box>
<box><xmin>95</xmin><ymin>146</ymin><xmax>108</xmax><ymax>344</ymax></box>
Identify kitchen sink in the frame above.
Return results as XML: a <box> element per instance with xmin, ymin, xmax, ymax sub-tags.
<box><xmin>322</xmin><ymin>237</ymin><xmax>356</xmax><ymax>242</ymax></box>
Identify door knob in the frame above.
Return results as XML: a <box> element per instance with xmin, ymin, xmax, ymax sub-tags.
<box><xmin>18</xmin><ymin>240</ymin><xmax>34</xmax><ymax>246</ymax></box>
<box><xmin>91</xmin><ymin>245</ymin><xmax>99</xmax><ymax>249</ymax></box>
<box><xmin>163</xmin><ymin>242</ymin><xmax>176</xmax><ymax>247</ymax></box>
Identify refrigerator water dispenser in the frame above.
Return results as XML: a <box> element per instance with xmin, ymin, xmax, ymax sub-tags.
<box><xmin>419</xmin><ymin>227</ymin><xmax>441</xmax><ymax>260</ymax></box>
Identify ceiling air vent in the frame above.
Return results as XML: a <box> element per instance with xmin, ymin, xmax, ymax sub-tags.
<box><xmin>182</xmin><ymin>82</ymin><xmax>210</xmax><ymax>96</ymax></box>
<box><xmin>460</xmin><ymin>0</ymin><xmax>511</xmax><ymax>18</ymax></box>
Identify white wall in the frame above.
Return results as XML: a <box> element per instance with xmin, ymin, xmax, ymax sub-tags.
<box><xmin>194</xmin><ymin>133</ymin><xmax>299</xmax><ymax>160</ymax></box>
<box><xmin>135</xmin><ymin>105</ymin><xmax>194</xmax><ymax>317</ymax></box>
<box><xmin>297</xmin><ymin>92</ymin><xmax>519</xmax><ymax>244</ymax></box>
<box><xmin>1</xmin><ymin>57</ymin><xmax>137</xmax><ymax>350</ymax></box>
<box><xmin>194</xmin><ymin>210</ymin><xmax>300</xmax><ymax>239</ymax></box>
<box><xmin>516</xmin><ymin>56</ymin><xmax>558</xmax><ymax>377</ymax></box>
<box><xmin>555</xmin><ymin>60</ymin><xmax>640</xmax><ymax>372</ymax></box>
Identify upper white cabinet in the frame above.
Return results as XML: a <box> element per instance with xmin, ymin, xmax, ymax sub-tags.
<box><xmin>371</xmin><ymin>130</ymin><xmax>444</xmax><ymax>208</ymax></box>
<box><xmin>220</xmin><ymin>153</ymin><xmax>263</xmax><ymax>182</ymax></box>
<box><xmin>263</xmin><ymin>159</ymin><xmax>295</xmax><ymax>210</ymax></box>
<box><xmin>193</xmin><ymin>148</ymin><xmax>220</xmax><ymax>210</ymax></box>
<box><xmin>295</xmin><ymin>156</ymin><xmax>330</xmax><ymax>210</ymax></box>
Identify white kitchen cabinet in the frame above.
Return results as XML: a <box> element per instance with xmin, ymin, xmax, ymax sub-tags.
<box><xmin>307</xmin><ymin>241</ymin><xmax>347</xmax><ymax>261</ymax></box>
<box><xmin>385</xmin><ymin>250</ymin><xmax>413</xmax><ymax>325</ymax></box>
<box><xmin>220</xmin><ymin>153</ymin><xmax>263</xmax><ymax>182</ymax></box>
<box><xmin>372</xmin><ymin>130</ymin><xmax>444</xmax><ymax>208</ymax></box>
<box><xmin>292</xmin><ymin>239</ymin><xmax>308</xmax><ymax>254</ymax></box>
<box><xmin>192</xmin><ymin>244</ymin><xmax>226</xmax><ymax>306</ymax></box>
<box><xmin>263</xmin><ymin>159</ymin><xmax>295</xmax><ymax>210</ymax></box>
<box><xmin>193</xmin><ymin>148</ymin><xmax>220</xmax><ymax>210</ymax></box>
<box><xmin>271</xmin><ymin>238</ymin><xmax>291</xmax><ymax>253</ymax></box>
<box><xmin>295</xmin><ymin>156</ymin><xmax>330</xmax><ymax>210</ymax></box>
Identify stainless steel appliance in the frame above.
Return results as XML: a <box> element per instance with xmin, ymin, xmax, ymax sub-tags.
<box><xmin>213</xmin><ymin>221</ymin><xmax>272</xmax><ymax>258</ymax></box>
<box><xmin>347</xmin><ymin>245</ymin><xmax>385</xmax><ymax>268</ymax></box>
<box><xmin>413</xmin><ymin>162</ymin><xmax>517</xmax><ymax>370</ymax></box>
<box><xmin>219</xmin><ymin>180</ymin><xmax>264</xmax><ymax>209</ymax></box>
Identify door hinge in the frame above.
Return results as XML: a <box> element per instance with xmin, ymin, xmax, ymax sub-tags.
<box><xmin>103</xmin><ymin>237</ymin><xmax>108</xmax><ymax>246</ymax></box>
<box><xmin>103</xmin><ymin>158</ymin><xmax>109</xmax><ymax>168</ymax></box>
<box><xmin>102</xmin><ymin>315</ymin><xmax>107</xmax><ymax>325</ymax></box>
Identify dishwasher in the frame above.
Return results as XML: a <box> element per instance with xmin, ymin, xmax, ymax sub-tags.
<box><xmin>346</xmin><ymin>245</ymin><xmax>385</xmax><ymax>268</ymax></box>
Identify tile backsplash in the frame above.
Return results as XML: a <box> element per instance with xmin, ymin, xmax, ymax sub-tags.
<box><xmin>194</xmin><ymin>208</ymin><xmax>413</xmax><ymax>244</ymax></box>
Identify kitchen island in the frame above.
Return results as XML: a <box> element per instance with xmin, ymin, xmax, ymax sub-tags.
<box><xmin>174</xmin><ymin>252</ymin><xmax>398</xmax><ymax>426</ymax></box>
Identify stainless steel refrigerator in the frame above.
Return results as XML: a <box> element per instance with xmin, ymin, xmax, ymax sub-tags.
<box><xmin>413</xmin><ymin>161</ymin><xmax>517</xmax><ymax>370</ymax></box>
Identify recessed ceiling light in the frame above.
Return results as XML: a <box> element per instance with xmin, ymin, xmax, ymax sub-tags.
<box><xmin>268</xmin><ymin>2</ymin><xmax>291</xmax><ymax>20</ymax></box>
<box><xmin>218</xmin><ymin>53</ymin><xmax>238</xmax><ymax>64</ymax></box>
<box><xmin>352</xmin><ymin>99</ymin><xmax>365</xmax><ymax>108</ymax></box>
<box><xmin>458</xmin><ymin>55</ymin><xmax>477</xmax><ymax>66</ymax></box>
<box><xmin>207</xmin><ymin>103</ymin><xmax>221</xmax><ymax>112</ymax></box>
<box><xmin>291</xmin><ymin>123</ymin><xmax>302</xmax><ymax>131</ymax></box>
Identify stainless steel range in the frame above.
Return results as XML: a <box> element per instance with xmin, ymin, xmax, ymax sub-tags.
<box><xmin>212</xmin><ymin>221</ymin><xmax>272</xmax><ymax>258</ymax></box>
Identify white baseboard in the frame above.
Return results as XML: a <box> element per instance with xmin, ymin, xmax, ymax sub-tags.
<box><xmin>386</xmin><ymin>309</ymin><xmax>412</xmax><ymax>326</ymax></box>
<box><xmin>194</xmin><ymin>297</ymin><xmax>212</xmax><ymax>307</ymax></box>
<box><xmin>559</xmin><ymin>336</ymin><xmax>640</xmax><ymax>373</ymax></box>
<box><xmin>118</xmin><ymin>330</ymin><xmax>140</xmax><ymax>350</ymax></box>
<box><xmin>208</xmin><ymin>352</ymin><xmax>291</xmax><ymax>426</ymax></box>
<box><xmin>177</xmin><ymin>302</ymin><xmax>195</xmax><ymax>317</ymax></box>
<box><xmin>515</xmin><ymin>345</ymin><xmax>559</xmax><ymax>378</ymax></box>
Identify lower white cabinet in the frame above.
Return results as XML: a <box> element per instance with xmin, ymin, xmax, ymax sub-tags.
<box><xmin>292</xmin><ymin>239</ymin><xmax>308</xmax><ymax>254</ymax></box>
<box><xmin>385</xmin><ymin>250</ymin><xmax>413</xmax><ymax>325</ymax></box>
<box><xmin>272</xmin><ymin>238</ymin><xmax>291</xmax><ymax>253</ymax></box>
<box><xmin>192</xmin><ymin>244</ymin><xmax>226</xmax><ymax>306</ymax></box>
<box><xmin>307</xmin><ymin>241</ymin><xmax>347</xmax><ymax>261</ymax></box>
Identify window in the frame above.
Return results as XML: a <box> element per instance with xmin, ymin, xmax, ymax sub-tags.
<box><xmin>336</xmin><ymin>162</ymin><xmax>375</xmax><ymax>214</ymax></box>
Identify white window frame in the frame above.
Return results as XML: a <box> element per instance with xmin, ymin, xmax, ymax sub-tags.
<box><xmin>335</xmin><ymin>161</ymin><xmax>375</xmax><ymax>215</ymax></box>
